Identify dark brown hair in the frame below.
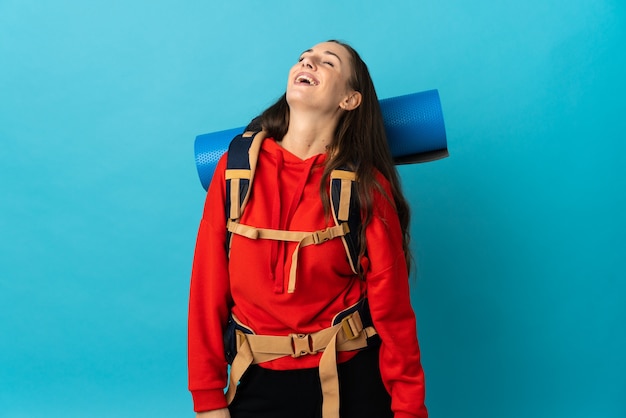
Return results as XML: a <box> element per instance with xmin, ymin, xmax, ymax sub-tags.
<box><xmin>251</xmin><ymin>40</ymin><xmax>413</xmax><ymax>273</ymax></box>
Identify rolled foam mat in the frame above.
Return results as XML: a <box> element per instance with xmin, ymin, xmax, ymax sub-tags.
<box><xmin>194</xmin><ymin>89</ymin><xmax>447</xmax><ymax>190</ymax></box>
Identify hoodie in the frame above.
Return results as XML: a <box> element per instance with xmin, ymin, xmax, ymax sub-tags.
<box><xmin>188</xmin><ymin>138</ymin><xmax>427</xmax><ymax>418</ymax></box>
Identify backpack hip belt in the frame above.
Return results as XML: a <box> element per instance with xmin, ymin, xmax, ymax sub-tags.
<box><xmin>225</xmin><ymin>300</ymin><xmax>377</xmax><ymax>418</ymax></box>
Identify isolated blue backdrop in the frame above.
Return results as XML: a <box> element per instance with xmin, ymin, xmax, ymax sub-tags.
<box><xmin>1</xmin><ymin>1</ymin><xmax>624</xmax><ymax>417</ymax></box>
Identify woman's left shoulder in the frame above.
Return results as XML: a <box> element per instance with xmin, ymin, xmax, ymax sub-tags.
<box><xmin>371</xmin><ymin>168</ymin><xmax>387</xmax><ymax>182</ymax></box>
<box><xmin>371</xmin><ymin>169</ymin><xmax>394</xmax><ymax>203</ymax></box>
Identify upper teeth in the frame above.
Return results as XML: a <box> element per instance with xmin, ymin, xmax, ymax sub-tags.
<box><xmin>297</xmin><ymin>75</ymin><xmax>317</xmax><ymax>85</ymax></box>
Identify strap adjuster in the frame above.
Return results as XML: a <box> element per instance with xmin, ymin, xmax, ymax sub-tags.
<box><xmin>312</xmin><ymin>227</ymin><xmax>333</xmax><ymax>244</ymax></box>
<box><xmin>341</xmin><ymin>314</ymin><xmax>361</xmax><ymax>341</ymax></box>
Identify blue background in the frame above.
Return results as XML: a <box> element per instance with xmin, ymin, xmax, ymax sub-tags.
<box><xmin>1</xmin><ymin>1</ymin><xmax>624</xmax><ymax>417</ymax></box>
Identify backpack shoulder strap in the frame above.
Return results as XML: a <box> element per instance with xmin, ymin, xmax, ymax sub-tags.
<box><xmin>225</xmin><ymin>135</ymin><xmax>363</xmax><ymax>277</ymax></box>
<box><xmin>225</xmin><ymin>130</ymin><xmax>267</xmax><ymax>250</ymax></box>
<box><xmin>329</xmin><ymin>167</ymin><xmax>362</xmax><ymax>276</ymax></box>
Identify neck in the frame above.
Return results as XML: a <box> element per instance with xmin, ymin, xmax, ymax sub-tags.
<box><xmin>279</xmin><ymin>109</ymin><xmax>341</xmax><ymax>160</ymax></box>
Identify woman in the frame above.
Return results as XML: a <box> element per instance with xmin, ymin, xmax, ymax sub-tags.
<box><xmin>188</xmin><ymin>40</ymin><xmax>427</xmax><ymax>418</ymax></box>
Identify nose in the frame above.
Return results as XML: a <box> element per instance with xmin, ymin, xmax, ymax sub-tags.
<box><xmin>300</xmin><ymin>56</ymin><xmax>315</xmax><ymax>70</ymax></box>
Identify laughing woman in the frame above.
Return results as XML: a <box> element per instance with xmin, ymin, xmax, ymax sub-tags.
<box><xmin>188</xmin><ymin>40</ymin><xmax>428</xmax><ymax>418</ymax></box>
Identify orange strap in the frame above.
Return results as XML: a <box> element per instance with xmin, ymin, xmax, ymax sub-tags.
<box><xmin>227</xmin><ymin>220</ymin><xmax>350</xmax><ymax>293</ymax></box>
<box><xmin>329</xmin><ymin>169</ymin><xmax>356</xmax><ymax>222</ymax></box>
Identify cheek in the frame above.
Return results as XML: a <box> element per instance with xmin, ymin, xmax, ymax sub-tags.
<box><xmin>332</xmin><ymin>79</ymin><xmax>352</xmax><ymax>101</ymax></box>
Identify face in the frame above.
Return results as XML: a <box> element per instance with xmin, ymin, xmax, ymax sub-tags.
<box><xmin>285</xmin><ymin>42</ymin><xmax>361</xmax><ymax>114</ymax></box>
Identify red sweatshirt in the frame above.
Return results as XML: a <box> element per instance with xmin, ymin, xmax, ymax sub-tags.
<box><xmin>188</xmin><ymin>138</ymin><xmax>427</xmax><ymax>418</ymax></box>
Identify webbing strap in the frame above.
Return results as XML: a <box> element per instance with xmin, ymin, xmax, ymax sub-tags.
<box><xmin>227</xmin><ymin>220</ymin><xmax>350</xmax><ymax>293</ymax></box>
<box><xmin>225</xmin><ymin>169</ymin><xmax>252</xmax><ymax>180</ymax></box>
<box><xmin>225</xmin><ymin>311</ymin><xmax>377</xmax><ymax>418</ymax></box>
<box><xmin>330</xmin><ymin>169</ymin><xmax>356</xmax><ymax>222</ymax></box>
<box><xmin>338</xmin><ymin>178</ymin><xmax>352</xmax><ymax>221</ymax></box>
<box><xmin>240</xmin><ymin>131</ymin><xmax>264</xmax><ymax>215</ymax></box>
<box><xmin>228</xmin><ymin>178</ymin><xmax>241</xmax><ymax>219</ymax></box>
<box><xmin>329</xmin><ymin>169</ymin><xmax>359</xmax><ymax>274</ymax></box>
<box><xmin>330</xmin><ymin>169</ymin><xmax>357</xmax><ymax>181</ymax></box>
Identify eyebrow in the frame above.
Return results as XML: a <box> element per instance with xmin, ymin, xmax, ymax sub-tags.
<box><xmin>301</xmin><ymin>49</ymin><xmax>343</xmax><ymax>63</ymax></box>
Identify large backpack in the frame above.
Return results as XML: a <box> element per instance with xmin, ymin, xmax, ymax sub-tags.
<box><xmin>223</xmin><ymin>130</ymin><xmax>363</xmax><ymax>292</ymax></box>
<box><xmin>222</xmin><ymin>130</ymin><xmax>382</xmax><ymax>418</ymax></box>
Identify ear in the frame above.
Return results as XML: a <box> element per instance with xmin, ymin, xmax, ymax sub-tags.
<box><xmin>340</xmin><ymin>91</ymin><xmax>362</xmax><ymax>111</ymax></box>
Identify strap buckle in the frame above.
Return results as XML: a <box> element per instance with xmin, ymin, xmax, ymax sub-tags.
<box><xmin>312</xmin><ymin>227</ymin><xmax>333</xmax><ymax>244</ymax></box>
<box><xmin>290</xmin><ymin>333</ymin><xmax>315</xmax><ymax>358</ymax></box>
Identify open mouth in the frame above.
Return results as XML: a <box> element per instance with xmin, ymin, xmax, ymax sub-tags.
<box><xmin>295</xmin><ymin>74</ymin><xmax>319</xmax><ymax>86</ymax></box>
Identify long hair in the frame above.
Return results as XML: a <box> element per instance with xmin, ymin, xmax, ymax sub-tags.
<box><xmin>251</xmin><ymin>40</ymin><xmax>413</xmax><ymax>274</ymax></box>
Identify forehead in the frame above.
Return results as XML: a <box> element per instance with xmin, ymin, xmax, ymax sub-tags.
<box><xmin>305</xmin><ymin>42</ymin><xmax>351</xmax><ymax>62</ymax></box>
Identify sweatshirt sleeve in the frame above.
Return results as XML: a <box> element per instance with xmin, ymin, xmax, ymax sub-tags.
<box><xmin>365</xmin><ymin>176</ymin><xmax>428</xmax><ymax>418</ymax></box>
<box><xmin>188</xmin><ymin>154</ymin><xmax>232</xmax><ymax>412</ymax></box>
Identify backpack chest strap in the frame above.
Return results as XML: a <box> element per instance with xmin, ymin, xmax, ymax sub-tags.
<box><xmin>227</xmin><ymin>220</ymin><xmax>350</xmax><ymax>293</ymax></box>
